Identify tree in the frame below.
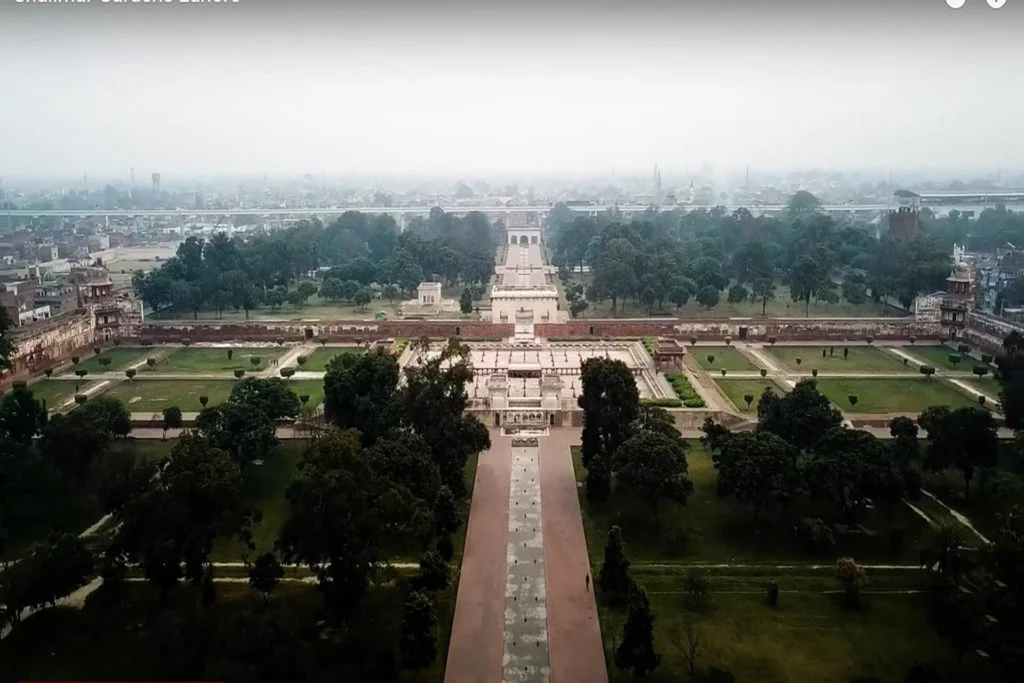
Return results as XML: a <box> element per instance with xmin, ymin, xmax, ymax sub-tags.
<box><xmin>613</xmin><ymin>431</ymin><xmax>693</xmax><ymax>523</ymax></box>
<box><xmin>889</xmin><ymin>416</ymin><xmax>920</xmax><ymax>464</ymax></box>
<box><xmin>727</xmin><ymin>284</ymin><xmax>748</xmax><ymax>308</ymax></box>
<box><xmin>195</xmin><ymin>402</ymin><xmax>278</xmax><ymax>466</ymax></box>
<box><xmin>353</xmin><ymin>286</ymin><xmax>373</xmax><ymax>310</ymax></box>
<box><xmin>696</xmin><ymin>285</ymin><xmax>720</xmax><ymax>311</ymax></box>
<box><xmin>114</xmin><ymin>435</ymin><xmax>253</xmax><ymax>600</ymax></box>
<box><xmin>366</xmin><ymin>429</ymin><xmax>442</xmax><ymax>504</ymax></box>
<box><xmin>0</xmin><ymin>384</ymin><xmax>47</xmax><ymax>444</ymax></box>
<box><xmin>0</xmin><ymin>531</ymin><xmax>93</xmax><ymax>629</ymax></box>
<box><xmin>834</xmin><ymin>557</ymin><xmax>867</xmax><ymax>608</ymax></box>
<box><xmin>751</xmin><ymin>278</ymin><xmax>776</xmax><ymax>315</ymax></box>
<box><xmin>228</xmin><ymin>377</ymin><xmax>301</xmax><ymax>421</ymax></box>
<box><xmin>324</xmin><ymin>348</ymin><xmax>400</xmax><ymax>447</ymax></box>
<box><xmin>277</xmin><ymin>430</ymin><xmax>431</xmax><ymax>622</ymax></box>
<box><xmin>919</xmin><ymin>405</ymin><xmax>998</xmax><ymax>496</ymax></box>
<box><xmin>248</xmin><ymin>551</ymin><xmax>284</xmax><ymax>602</ymax></box>
<box><xmin>161</xmin><ymin>405</ymin><xmax>183</xmax><ymax>439</ymax></box>
<box><xmin>459</xmin><ymin>287</ymin><xmax>473</xmax><ymax>314</ymax></box>
<box><xmin>710</xmin><ymin>431</ymin><xmax>798</xmax><ymax>522</ymax></box>
<box><xmin>615</xmin><ymin>582</ymin><xmax>662</xmax><ymax>678</ymax></box>
<box><xmin>433</xmin><ymin>485</ymin><xmax>462</xmax><ymax>536</ymax></box>
<box><xmin>414</xmin><ymin>550</ymin><xmax>450</xmax><ymax>592</ymax></box>
<box><xmin>788</xmin><ymin>255</ymin><xmax>825</xmax><ymax>316</ymax></box>
<box><xmin>397</xmin><ymin>339</ymin><xmax>489</xmax><ymax>498</ymax></box>
<box><xmin>757</xmin><ymin>379</ymin><xmax>842</xmax><ymax>451</ymax></box>
<box><xmin>599</xmin><ymin>525</ymin><xmax>632</xmax><ymax>595</ymax></box>
<box><xmin>399</xmin><ymin>591</ymin><xmax>438</xmax><ymax>675</ymax></box>
<box><xmin>579</xmin><ymin>357</ymin><xmax>640</xmax><ymax>500</ymax></box>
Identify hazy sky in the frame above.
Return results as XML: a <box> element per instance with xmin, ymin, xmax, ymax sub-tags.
<box><xmin>1</xmin><ymin>0</ymin><xmax>1022</xmax><ymax>178</ymax></box>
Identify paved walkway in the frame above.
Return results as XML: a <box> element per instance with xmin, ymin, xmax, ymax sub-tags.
<box><xmin>445</xmin><ymin>430</ymin><xmax>510</xmax><ymax>683</ymax></box>
<box><xmin>539</xmin><ymin>429</ymin><xmax>608</xmax><ymax>683</ymax></box>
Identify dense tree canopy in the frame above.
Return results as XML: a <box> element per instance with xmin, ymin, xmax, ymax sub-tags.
<box><xmin>546</xmin><ymin>195</ymin><xmax>956</xmax><ymax>316</ymax></box>
<box><xmin>133</xmin><ymin>209</ymin><xmax>499</xmax><ymax>318</ymax></box>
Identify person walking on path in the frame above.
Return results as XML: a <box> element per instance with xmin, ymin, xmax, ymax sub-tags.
<box><xmin>585</xmin><ymin>572</ymin><xmax>590</xmax><ymax>592</ymax></box>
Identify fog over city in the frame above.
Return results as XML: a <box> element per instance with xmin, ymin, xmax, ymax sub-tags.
<box><xmin>1</xmin><ymin>0</ymin><xmax>1022</xmax><ymax>179</ymax></box>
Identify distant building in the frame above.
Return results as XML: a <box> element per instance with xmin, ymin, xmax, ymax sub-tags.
<box><xmin>888</xmin><ymin>190</ymin><xmax>921</xmax><ymax>240</ymax></box>
<box><xmin>913</xmin><ymin>291</ymin><xmax>945</xmax><ymax>323</ymax></box>
<box><xmin>417</xmin><ymin>282</ymin><xmax>442</xmax><ymax>306</ymax></box>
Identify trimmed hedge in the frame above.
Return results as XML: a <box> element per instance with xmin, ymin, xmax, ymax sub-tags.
<box><xmin>665</xmin><ymin>371</ymin><xmax>707</xmax><ymax>408</ymax></box>
<box><xmin>642</xmin><ymin>337</ymin><xmax>657</xmax><ymax>357</ymax></box>
<box><xmin>642</xmin><ymin>397</ymin><xmax>683</xmax><ymax>408</ymax></box>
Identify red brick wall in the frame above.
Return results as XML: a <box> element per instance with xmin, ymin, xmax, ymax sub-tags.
<box><xmin>537</xmin><ymin>318</ymin><xmax>941</xmax><ymax>342</ymax></box>
<box><xmin>137</xmin><ymin>320</ymin><xmax>513</xmax><ymax>343</ymax></box>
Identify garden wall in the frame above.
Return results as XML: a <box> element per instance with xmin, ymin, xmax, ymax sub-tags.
<box><xmin>135</xmin><ymin>320</ymin><xmax>513</xmax><ymax>343</ymax></box>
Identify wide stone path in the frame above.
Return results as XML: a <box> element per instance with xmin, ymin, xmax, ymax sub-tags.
<box><xmin>539</xmin><ymin>429</ymin><xmax>608</xmax><ymax>683</ymax></box>
<box><xmin>504</xmin><ymin>443</ymin><xmax>550</xmax><ymax>682</ymax></box>
<box><xmin>445</xmin><ymin>431</ymin><xmax>511</xmax><ymax>683</ymax></box>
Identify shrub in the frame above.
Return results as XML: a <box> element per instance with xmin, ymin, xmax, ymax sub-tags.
<box><xmin>98</xmin><ymin>357</ymin><xmax>111</xmax><ymax>368</ymax></box>
<box><xmin>909</xmin><ymin>336</ymin><xmax>916</xmax><ymax>345</ymax></box>
<box><xmin>865</xmin><ymin>336</ymin><xmax>873</xmax><ymax>345</ymax></box>
<box><xmin>199</xmin><ymin>395</ymin><xmax>209</xmax><ymax>407</ymax></box>
<box><xmin>768</xmin><ymin>336</ymin><xmax>777</xmax><ymax>345</ymax></box>
<box><xmin>234</xmin><ymin>369</ymin><xmax>245</xmax><ymax>379</ymax></box>
<box><xmin>146</xmin><ymin>358</ymin><xmax>156</xmax><ymax>369</ymax></box>
<box><xmin>74</xmin><ymin>394</ymin><xmax>88</xmax><ymax>405</ymax></box>
<box><xmin>689</xmin><ymin>337</ymin><xmax>698</xmax><ymax>346</ymax></box>
<box><xmin>724</xmin><ymin>336</ymin><xmax>732</xmax><ymax>346</ymax></box>
<box><xmin>44</xmin><ymin>368</ymin><xmax>53</xmax><ymax>378</ymax></box>
<box><xmin>280</xmin><ymin>367</ymin><xmax>296</xmax><ymax>378</ymax></box>
<box><xmin>811</xmin><ymin>368</ymin><xmax>818</xmax><ymax>377</ymax></box>
<box><xmin>981</xmin><ymin>353</ymin><xmax>993</xmax><ymax>364</ymax></box>
<box><xmin>919</xmin><ymin>365</ymin><xmax>936</xmax><ymax>379</ymax></box>
<box><xmin>797</xmin><ymin>517</ymin><xmax>836</xmax><ymax>556</ymax></box>
<box><xmin>182</xmin><ymin>339</ymin><xmax>191</xmax><ymax>347</ymax></box>
<box><xmin>125</xmin><ymin>369</ymin><xmax>136</xmax><ymax>380</ymax></box>
<box><xmin>684</xmin><ymin>569</ymin><xmax>711</xmax><ymax>610</ymax></box>
<box><xmin>706</xmin><ymin>354</ymin><xmax>716</xmax><ymax>365</ymax></box>
<box><xmin>760</xmin><ymin>368</ymin><xmax>767</xmax><ymax>378</ymax></box>
<box><xmin>299</xmin><ymin>394</ymin><xmax>310</xmax><ymax>404</ymax></box>
<box><xmin>75</xmin><ymin>369</ymin><xmax>88</xmax><ymax>378</ymax></box>
<box><xmin>141</xmin><ymin>339</ymin><xmax>153</xmax><ymax>347</ymax></box>
<box><xmin>720</xmin><ymin>369</ymin><xmax>727</xmax><ymax>377</ymax></box>
<box><xmin>978</xmin><ymin>395</ymin><xmax>986</xmax><ymax>406</ymax></box>
<box><xmin>641</xmin><ymin>397</ymin><xmax>683</xmax><ymax>408</ymax></box>
<box><xmin>297</xmin><ymin>355</ymin><xmax>308</xmax><ymax>366</ymax></box>
<box><xmin>250</xmin><ymin>356</ymin><xmax>262</xmax><ymax>367</ymax></box>
<box><xmin>795</xmin><ymin>357</ymin><xmax>802</xmax><ymax>366</ymax></box>
<box><xmin>743</xmin><ymin>393</ymin><xmax>754</xmax><ymax>409</ymax></box>
<box><xmin>71</xmin><ymin>356</ymin><xmax>80</xmax><ymax>365</ymax></box>
<box><xmin>957</xmin><ymin>344</ymin><xmax>970</xmax><ymax>354</ymax></box>
<box><xmin>93</xmin><ymin>346</ymin><xmax>101</xmax><ymax>355</ymax></box>
<box><xmin>665</xmin><ymin>372</ymin><xmax>706</xmax><ymax>408</ymax></box>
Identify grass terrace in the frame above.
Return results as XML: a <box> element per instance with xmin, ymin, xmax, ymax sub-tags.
<box><xmin>766</xmin><ymin>345</ymin><xmax>910</xmax><ymax>373</ymax></box>
<box><xmin>570</xmin><ymin>441</ymin><xmax>948</xmax><ymax>683</ymax></box>
<box><xmin>74</xmin><ymin>348</ymin><xmax>149</xmax><ymax>373</ymax></box>
<box><xmin>101</xmin><ymin>380</ymin><xmax>238</xmax><ymax>413</ymax></box>
<box><xmin>904</xmin><ymin>345</ymin><xmax>994</xmax><ymax>372</ymax></box>
<box><xmin>813</xmin><ymin>378</ymin><xmax>983</xmax><ymax>414</ymax></box>
<box><xmin>715</xmin><ymin>378</ymin><xmax>785</xmax><ymax>412</ymax></box>
<box><xmin>300</xmin><ymin>346</ymin><xmax>365</xmax><ymax>372</ymax></box>
<box><xmin>152</xmin><ymin>347</ymin><xmax>287</xmax><ymax>373</ymax></box>
<box><xmin>693</xmin><ymin>347</ymin><xmax>757</xmax><ymax>372</ymax></box>
<box><xmin>27</xmin><ymin>379</ymin><xmax>100</xmax><ymax>411</ymax></box>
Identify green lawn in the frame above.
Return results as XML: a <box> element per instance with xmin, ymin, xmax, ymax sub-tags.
<box><xmin>960</xmin><ymin>377</ymin><xmax>1000</xmax><ymax>398</ymax></box>
<box><xmin>101</xmin><ymin>380</ymin><xmax>238</xmax><ymax>413</ymax></box>
<box><xmin>597</xmin><ymin>579</ymin><xmax>951</xmax><ymax>683</ymax></box>
<box><xmin>766</xmin><ymin>345</ymin><xmax>911</xmax><ymax>373</ymax></box>
<box><xmin>715</xmin><ymin>379</ymin><xmax>785</xmax><ymax>412</ymax></box>
<box><xmin>570</xmin><ymin>443</ymin><xmax>950</xmax><ymax>683</ymax></box>
<box><xmin>572</xmin><ymin>443</ymin><xmax>931</xmax><ymax>565</ymax></box>
<box><xmin>567</xmin><ymin>276</ymin><xmax>907</xmax><ymax>319</ymax></box>
<box><xmin>694</xmin><ymin>346</ymin><xmax>757</xmax><ymax>372</ymax></box>
<box><xmin>74</xmin><ymin>348</ymin><xmax>149</xmax><ymax>373</ymax></box>
<box><xmin>212</xmin><ymin>441</ymin><xmax>304</xmax><ymax>561</ymax></box>
<box><xmin>154</xmin><ymin>347</ymin><xmax>287</xmax><ymax>373</ymax></box>
<box><xmin>26</xmin><ymin>379</ymin><xmax>99</xmax><ymax>411</ymax></box>
<box><xmin>905</xmin><ymin>345</ymin><xmax>993</xmax><ymax>372</ymax></box>
<box><xmin>301</xmin><ymin>346</ymin><xmax>365</xmax><ymax>371</ymax></box>
<box><xmin>2</xmin><ymin>447</ymin><xmax>482</xmax><ymax>683</ymax></box>
<box><xmin>2</xmin><ymin>440</ymin><xmax>174</xmax><ymax>560</ymax></box>
<box><xmin>814</xmin><ymin>378</ymin><xmax>983</xmax><ymax>414</ymax></box>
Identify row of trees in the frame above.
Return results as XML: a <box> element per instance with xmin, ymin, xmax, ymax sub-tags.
<box><xmin>548</xmin><ymin>192</ymin><xmax>952</xmax><ymax>316</ymax></box>
<box><xmin>132</xmin><ymin>209</ymin><xmax>499</xmax><ymax>318</ymax></box>
<box><xmin>2</xmin><ymin>336</ymin><xmax>486</xmax><ymax>681</ymax></box>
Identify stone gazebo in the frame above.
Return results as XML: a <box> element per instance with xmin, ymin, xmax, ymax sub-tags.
<box><xmin>651</xmin><ymin>338</ymin><xmax>687</xmax><ymax>371</ymax></box>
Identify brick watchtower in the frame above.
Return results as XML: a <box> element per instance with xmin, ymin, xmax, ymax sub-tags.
<box><xmin>941</xmin><ymin>262</ymin><xmax>975</xmax><ymax>339</ymax></box>
<box><xmin>888</xmin><ymin>190</ymin><xmax>921</xmax><ymax>241</ymax></box>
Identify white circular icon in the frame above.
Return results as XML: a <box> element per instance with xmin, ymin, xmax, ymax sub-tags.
<box><xmin>987</xmin><ymin>0</ymin><xmax>1006</xmax><ymax>8</ymax></box>
<box><xmin>946</xmin><ymin>0</ymin><xmax>966</xmax><ymax>7</ymax></box>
